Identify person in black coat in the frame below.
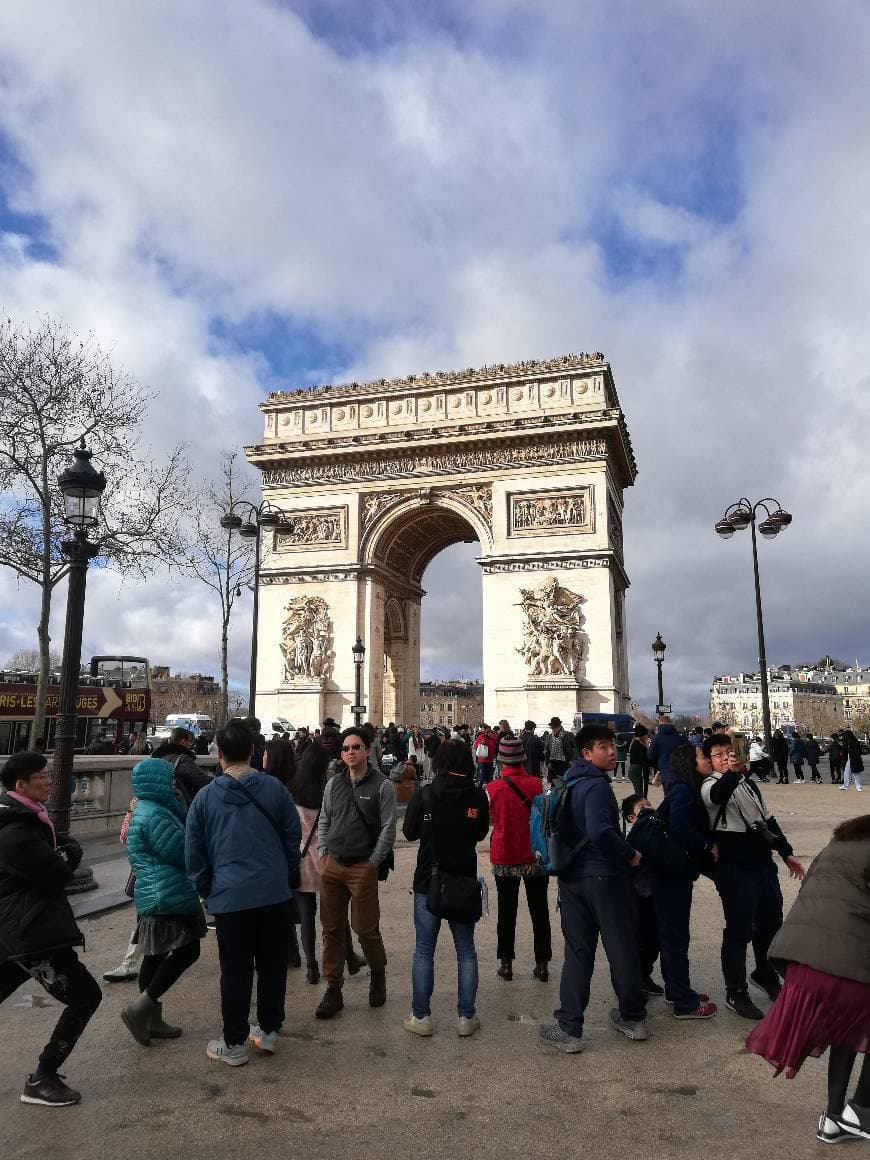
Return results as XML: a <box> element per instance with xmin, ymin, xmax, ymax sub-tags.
<box><xmin>771</xmin><ymin>729</ymin><xmax>790</xmax><ymax>784</ymax></box>
<box><xmin>0</xmin><ymin>752</ymin><xmax>102</xmax><ymax>1107</ymax></box>
<box><xmin>151</xmin><ymin>727</ymin><xmax>212</xmax><ymax>809</ymax></box>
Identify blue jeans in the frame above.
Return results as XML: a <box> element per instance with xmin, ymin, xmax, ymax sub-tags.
<box><xmin>412</xmin><ymin>891</ymin><xmax>478</xmax><ymax>1019</ymax></box>
<box><xmin>476</xmin><ymin>762</ymin><xmax>494</xmax><ymax>786</ymax></box>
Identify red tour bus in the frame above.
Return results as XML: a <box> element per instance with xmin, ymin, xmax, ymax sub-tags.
<box><xmin>0</xmin><ymin>655</ymin><xmax>152</xmax><ymax>755</ymax></box>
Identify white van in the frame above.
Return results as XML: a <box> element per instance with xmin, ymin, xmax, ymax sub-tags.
<box><xmin>152</xmin><ymin>713</ymin><xmax>216</xmax><ymax>744</ymax></box>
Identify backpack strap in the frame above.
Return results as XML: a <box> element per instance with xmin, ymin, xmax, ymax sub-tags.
<box><xmin>503</xmin><ymin>774</ymin><xmax>533</xmax><ymax>811</ymax></box>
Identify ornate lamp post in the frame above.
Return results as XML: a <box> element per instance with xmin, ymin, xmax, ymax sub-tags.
<box><xmin>220</xmin><ymin>501</ymin><xmax>293</xmax><ymax>717</ymax></box>
<box><xmin>651</xmin><ymin>633</ymin><xmax>667</xmax><ymax>712</ymax></box>
<box><xmin>351</xmin><ymin>636</ymin><xmax>366</xmax><ymax>728</ymax></box>
<box><xmin>49</xmin><ymin>439</ymin><xmax>107</xmax><ymax>893</ymax></box>
<box><xmin>714</xmin><ymin>497</ymin><xmax>793</xmax><ymax>758</ymax></box>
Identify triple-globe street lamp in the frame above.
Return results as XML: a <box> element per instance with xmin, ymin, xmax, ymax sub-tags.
<box><xmin>714</xmin><ymin>497</ymin><xmax>793</xmax><ymax>758</ymax></box>
<box><xmin>220</xmin><ymin>501</ymin><xmax>294</xmax><ymax>718</ymax></box>
<box><xmin>49</xmin><ymin>438</ymin><xmax>107</xmax><ymax>893</ymax></box>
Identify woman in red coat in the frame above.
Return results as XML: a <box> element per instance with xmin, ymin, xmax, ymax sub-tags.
<box><xmin>486</xmin><ymin>736</ymin><xmax>552</xmax><ymax>981</ymax></box>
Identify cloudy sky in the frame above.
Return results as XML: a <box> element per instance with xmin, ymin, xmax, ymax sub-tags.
<box><xmin>1</xmin><ymin>1</ymin><xmax>868</xmax><ymax>714</ymax></box>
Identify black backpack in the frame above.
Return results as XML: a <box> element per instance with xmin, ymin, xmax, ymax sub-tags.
<box><xmin>626</xmin><ymin>805</ymin><xmax>690</xmax><ymax>877</ymax></box>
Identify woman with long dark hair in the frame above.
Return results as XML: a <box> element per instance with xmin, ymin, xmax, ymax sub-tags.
<box><xmin>264</xmin><ymin>736</ymin><xmax>295</xmax><ymax>787</ymax></box>
<box><xmin>653</xmin><ymin>743</ymin><xmax>719</xmax><ymax>1020</ymax></box>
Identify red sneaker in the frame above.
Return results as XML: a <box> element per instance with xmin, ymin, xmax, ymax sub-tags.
<box><xmin>674</xmin><ymin>1000</ymin><xmax>718</xmax><ymax>1020</ymax></box>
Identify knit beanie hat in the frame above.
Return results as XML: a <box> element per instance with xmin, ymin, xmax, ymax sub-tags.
<box><xmin>497</xmin><ymin>736</ymin><xmax>525</xmax><ymax>766</ymax></box>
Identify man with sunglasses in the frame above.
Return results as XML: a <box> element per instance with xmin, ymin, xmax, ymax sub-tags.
<box><xmin>315</xmin><ymin>727</ymin><xmax>397</xmax><ymax>1019</ymax></box>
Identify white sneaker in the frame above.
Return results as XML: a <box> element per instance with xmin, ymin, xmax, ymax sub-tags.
<box><xmin>857</xmin><ymin>786</ymin><xmax>863</xmax><ymax>792</ymax></box>
<box><xmin>403</xmin><ymin>1014</ymin><xmax>434</xmax><ymax>1037</ymax></box>
<box><xmin>207</xmin><ymin>1038</ymin><xmax>249</xmax><ymax>1066</ymax></box>
<box><xmin>457</xmin><ymin>1015</ymin><xmax>481</xmax><ymax>1037</ymax></box>
<box><xmin>248</xmin><ymin>1025</ymin><xmax>279</xmax><ymax>1054</ymax></box>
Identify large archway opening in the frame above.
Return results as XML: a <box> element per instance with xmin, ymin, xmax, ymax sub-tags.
<box><xmin>364</xmin><ymin>498</ymin><xmax>488</xmax><ymax>727</ymax></box>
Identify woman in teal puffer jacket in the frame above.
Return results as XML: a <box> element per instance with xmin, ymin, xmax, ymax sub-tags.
<box><xmin>121</xmin><ymin>758</ymin><xmax>205</xmax><ymax>1046</ymax></box>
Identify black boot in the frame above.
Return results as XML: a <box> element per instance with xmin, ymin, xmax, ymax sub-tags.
<box><xmin>533</xmin><ymin>961</ymin><xmax>549</xmax><ymax>982</ymax></box>
<box><xmin>315</xmin><ymin>986</ymin><xmax>344</xmax><ymax>1020</ymax></box>
<box><xmin>369</xmin><ymin>969</ymin><xmax>387</xmax><ymax>1008</ymax></box>
<box><xmin>497</xmin><ymin>958</ymin><xmax>513</xmax><ymax>981</ymax></box>
<box><xmin>150</xmin><ymin>1001</ymin><xmax>183</xmax><ymax>1039</ymax></box>
<box><xmin>346</xmin><ymin>950</ymin><xmax>366</xmax><ymax>976</ymax></box>
<box><xmin>306</xmin><ymin>961</ymin><xmax>320</xmax><ymax>985</ymax></box>
<box><xmin>121</xmin><ymin>992</ymin><xmax>157</xmax><ymax>1046</ymax></box>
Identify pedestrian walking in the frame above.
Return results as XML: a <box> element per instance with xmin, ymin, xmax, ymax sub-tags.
<box><xmin>803</xmin><ymin>734</ymin><xmax>822</xmax><ymax>784</ymax></box>
<box><xmin>839</xmin><ymin>730</ymin><xmax>864</xmax><ymax>792</ymax></box>
<box><xmin>520</xmin><ymin>720</ymin><xmax>544</xmax><ymax>777</ymax></box>
<box><xmin>0</xmin><ymin>751</ymin><xmax>102</xmax><ymax>1107</ymax></box>
<box><xmin>314</xmin><ymin>728</ymin><xmax>397</xmax><ymax>1019</ymax></box>
<box><xmin>539</xmin><ymin>725</ymin><xmax>648</xmax><ymax>1054</ymax></box>
<box><xmin>120</xmin><ymin>758</ymin><xmax>205</xmax><ymax>1046</ymax></box>
<box><xmin>486</xmin><ymin>736</ymin><xmax>552</xmax><ymax>982</ymax></box>
<box><xmin>701</xmin><ymin>733</ymin><xmax>805</xmax><ymax>1020</ymax></box>
<box><xmin>788</xmin><ymin>733</ymin><xmax>806</xmax><ymax>784</ymax></box>
<box><xmin>614</xmin><ymin>731</ymin><xmax>629</xmax><ymax>782</ymax></box>
<box><xmin>627</xmin><ymin>724</ymin><xmax>651</xmax><ymax>798</ymax></box>
<box><xmin>771</xmin><ymin>729</ymin><xmax>789</xmax><ymax>784</ymax></box>
<box><xmin>402</xmin><ymin>739</ymin><xmax>489</xmax><ymax>1037</ymax></box>
<box><xmin>185</xmin><ymin>720</ymin><xmax>301</xmax><ymax>1065</ymax></box>
<box><xmin>828</xmin><ymin>733</ymin><xmax>843</xmax><ymax>784</ymax></box>
<box><xmin>472</xmin><ymin>724</ymin><xmax>498</xmax><ymax>786</ymax></box>
<box><xmin>746</xmin><ymin>813</ymin><xmax>870</xmax><ymax>1144</ymax></box>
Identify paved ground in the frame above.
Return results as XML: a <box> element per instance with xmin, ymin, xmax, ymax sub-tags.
<box><xmin>1</xmin><ymin>779</ymin><xmax>866</xmax><ymax>1160</ymax></box>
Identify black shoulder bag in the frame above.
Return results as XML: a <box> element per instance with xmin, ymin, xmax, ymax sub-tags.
<box><xmin>231</xmin><ymin>776</ymin><xmax>302</xmax><ymax>889</ymax></box>
<box><xmin>503</xmin><ymin>774</ymin><xmax>533</xmax><ymax>810</ymax></box>
<box><xmin>347</xmin><ymin>775</ymin><xmax>395</xmax><ymax>881</ymax></box>
<box><xmin>424</xmin><ymin>787</ymin><xmax>483</xmax><ymax>923</ymax></box>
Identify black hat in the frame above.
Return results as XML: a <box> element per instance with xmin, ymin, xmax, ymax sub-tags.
<box><xmin>549</xmin><ymin>716</ymin><xmax>562</xmax><ymax>727</ymax></box>
<box><xmin>323</xmin><ymin>717</ymin><xmax>337</xmax><ymax>728</ymax></box>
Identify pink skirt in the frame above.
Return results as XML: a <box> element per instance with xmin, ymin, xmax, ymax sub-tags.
<box><xmin>746</xmin><ymin>963</ymin><xmax>870</xmax><ymax>1078</ymax></box>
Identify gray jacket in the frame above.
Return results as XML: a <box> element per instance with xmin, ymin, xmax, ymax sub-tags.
<box><xmin>769</xmin><ymin>822</ymin><xmax>870</xmax><ymax>984</ymax></box>
<box><xmin>317</xmin><ymin>766</ymin><xmax>396</xmax><ymax>867</ymax></box>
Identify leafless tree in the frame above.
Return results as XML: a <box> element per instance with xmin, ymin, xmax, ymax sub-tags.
<box><xmin>182</xmin><ymin>451</ymin><xmax>255</xmax><ymax>726</ymax></box>
<box><xmin>0</xmin><ymin>315</ymin><xmax>191</xmax><ymax>737</ymax></box>
<box><xmin>3</xmin><ymin>648</ymin><xmax>62</xmax><ymax>672</ymax></box>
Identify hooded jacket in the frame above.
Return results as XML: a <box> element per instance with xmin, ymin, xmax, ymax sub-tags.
<box><xmin>150</xmin><ymin>741</ymin><xmax>212</xmax><ymax>809</ymax></box>
<box><xmin>127</xmin><ymin>759</ymin><xmax>200</xmax><ymax>917</ymax></box>
<box><xmin>769</xmin><ymin>816</ymin><xmax>870</xmax><ymax>984</ymax></box>
<box><xmin>0</xmin><ymin>792</ymin><xmax>83</xmax><ymax>963</ymax></box>
<box><xmin>185</xmin><ymin>770</ymin><xmax>301</xmax><ymax>914</ymax></box>
<box><xmin>403</xmin><ymin>773</ymin><xmax>489</xmax><ymax>894</ymax></box>
<box><xmin>559</xmin><ymin>758</ymin><xmax>635</xmax><ymax>880</ymax></box>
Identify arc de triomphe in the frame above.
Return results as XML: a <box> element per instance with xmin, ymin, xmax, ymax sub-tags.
<box><xmin>244</xmin><ymin>352</ymin><xmax>637</xmax><ymax>730</ymax></box>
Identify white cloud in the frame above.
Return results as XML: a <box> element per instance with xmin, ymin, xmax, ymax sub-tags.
<box><xmin>0</xmin><ymin>0</ymin><xmax>869</xmax><ymax>716</ymax></box>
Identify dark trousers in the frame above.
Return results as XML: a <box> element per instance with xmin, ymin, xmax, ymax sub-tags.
<box><xmin>830</xmin><ymin>759</ymin><xmax>842</xmax><ymax>783</ymax></box>
<box><xmin>792</xmin><ymin>762</ymin><xmax>804</xmax><ymax>782</ymax></box>
<box><xmin>807</xmin><ymin>763</ymin><xmax>821</xmax><ymax>782</ymax></box>
<box><xmin>713</xmin><ymin>860</ymin><xmax>783</xmax><ymax>992</ymax></box>
<box><xmin>296</xmin><ymin>890</ymin><xmax>318</xmax><ymax>967</ymax></box>
<box><xmin>636</xmin><ymin>893</ymin><xmax>659</xmax><ymax>979</ymax></box>
<box><xmin>555</xmin><ymin>875</ymin><xmax>646</xmax><ymax>1038</ymax></box>
<box><xmin>138</xmin><ymin>940</ymin><xmax>200</xmax><ymax>1001</ymax></box>
<box><xmin>494</xmin><ymin>874</ymin><xmax>552</xmax><ymax>961</ymax></box>
<box><xmin>214</xmin><ymin>901</ymin><xmax>291</xmax><ymax>1045</ymax></box>
<box><xmin>0</xmin><ymin>947</ymin><xmax>102</xmax><ymax>1074</ymax></box>
<box><xmin>776</xmin><ymin>759</ymin><xmax>788</xmax><ymax>783</ymax></box>
<box><xmin>651</xmin><ymin>876</ymin><xmax>699</xmax><ymax>1013</ymax></box>
<box><xmin>628</xmin><ymin>765</ymin><xmax>649</xmax><ymax>798</ymax></box>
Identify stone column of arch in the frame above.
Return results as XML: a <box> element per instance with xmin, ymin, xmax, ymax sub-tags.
<box><xmin>246</xmin><ymin>353</ymin><xmax>636</xmax><ymax>732</ymax></box>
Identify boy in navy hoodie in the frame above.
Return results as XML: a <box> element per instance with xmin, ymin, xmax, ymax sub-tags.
<box><xmin>539</xmin><ymin>725</ymin><xmax>647</xmax><ymax>1053</ymax></box>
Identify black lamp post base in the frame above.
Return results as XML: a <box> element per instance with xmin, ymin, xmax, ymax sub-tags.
<box><xmin>66</xmin><ymin>863</ymin><xmax>99</xmax><ymax>895</ymax></box>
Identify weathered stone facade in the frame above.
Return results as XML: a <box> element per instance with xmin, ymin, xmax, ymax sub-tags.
<box><xmin>245</xmin><ymin>353</ymin><xmax>637</xmax><ymax>728</ymax></box>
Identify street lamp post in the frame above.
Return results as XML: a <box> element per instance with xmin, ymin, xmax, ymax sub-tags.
<box><xmin>50</xmin><ymin>439</ymin><xmax>106</xmax><ymax>893</ymax></box>
<box><xmin>651</xmin><ymin>633</ymin><xmax>667</xmax><ymax>712</ymax></box>
<box><xmin>714</xmin><ymin>497</ymin><xmax>793</xmax><ymax>759</ymax></box>
<box><xmin>220</xmin><ymin>501</ymin><xmax>293</xmax><ymax>717</ymax></box>
<box><xmin>352</xmin><ymin>637</ymin><xmax>366</xmax><ymax>727</ymax></box>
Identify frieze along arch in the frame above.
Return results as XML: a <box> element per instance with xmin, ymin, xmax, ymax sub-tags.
<box><xmin>245</xmin><ymin>352</ymin><xmax>637</xmax><ymax>729</ymax></box>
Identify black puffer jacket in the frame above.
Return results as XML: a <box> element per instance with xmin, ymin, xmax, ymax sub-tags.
<box><xmin>0</xmin><ymin>794</ymin><xmax>84</xmax><ymax>964</ymax></box>
<box><xmin>151</xmin><ymin>742</ymin><xmax>212</xmax><ymax>808</ymax></box>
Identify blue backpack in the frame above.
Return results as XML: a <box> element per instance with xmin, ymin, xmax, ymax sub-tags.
<box><xmin>530</xmin><ymin>771</ymin><xmax>587</xmax><ymax>875</ymax></box>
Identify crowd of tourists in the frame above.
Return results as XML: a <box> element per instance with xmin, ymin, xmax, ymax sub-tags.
<box><xmin>0</xmin><ymin>713</ymin><xmax>868</xmax><ymax>1146</ymax></box>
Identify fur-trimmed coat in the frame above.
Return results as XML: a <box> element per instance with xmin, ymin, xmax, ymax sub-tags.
<box><xmin>769</xmin><ymin>815</ymin><xmax>870</xmax><ymax>984</ymax></box>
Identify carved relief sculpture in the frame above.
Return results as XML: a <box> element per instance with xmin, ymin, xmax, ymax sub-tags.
<box><xmin>450</xmin><ymin>484</ymin><xmax>493</xmax><ymax>528</ymax></box>
<box><xmin>275</xmin><ymin>508</ymin><xmax>345</xmax><ymax>549</ymax></box>
<box><xmin>281</xmin><ymin>596</ymin><xmax>332</xmax><ymax>682</ymax></box>
<box><xmin>516</xmin><ymin>577</ymin><xmax>588</xmax><ymax>679</ymax></box>
<box><xmin>510</xmin><ymin>487</ymin><xmax>594</xmax><ymax>536</ymax></box>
